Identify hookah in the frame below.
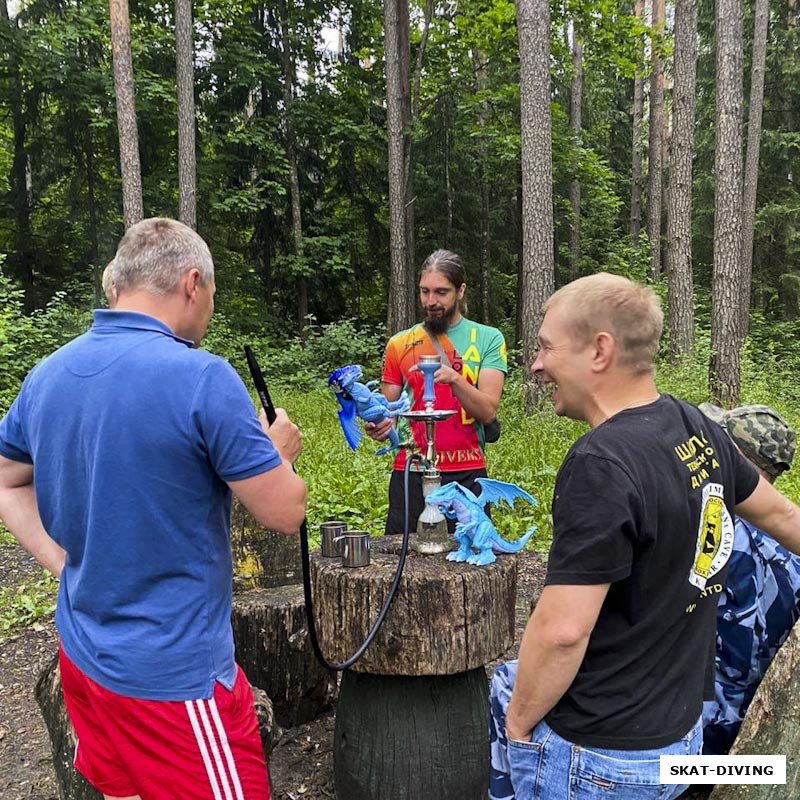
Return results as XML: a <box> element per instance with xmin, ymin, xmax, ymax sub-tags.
<box><xmin>399</xmin><ymin>354</ymin><xmax>456</xmax><ymax>553</ymax></box>
<box><xmin>244</xmin><ymin>346</ymin><xmax>457</xmax><ymax>670</ymax></box>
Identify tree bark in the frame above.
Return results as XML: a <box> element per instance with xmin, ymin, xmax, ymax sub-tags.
<box><xmin>175</xmin><ymin>0</ymin><xmax>196</xmax><ymax>229</ymax></box>
<box><xmin>666</xmin><ymin>0</ymin><xmax>699</xmax><ymax>359</ymax></box>
<box><xmin>516</xmin><ymin>0</ymin><xmax>555</xmax><ymax>406</ymax></box>
<box><xmin>738</xmin><ymin>0</ymin><xmax>769</xmax><ymax>346</ymax></box>
<box><xmin>710</xmin><ymin>0</ymin><xmax>744</xmax><ymax>408</ymax></box>
<box><xmin>708</xmin><ymin>621</ymin><xmax>800</xmax><ymax>797</ymax></box>
<box><xmin>631</xmin><ymin>0</ymin><xmax>646</xmax><ymax>242</ymax></box>
<box><xmin>276</xmin><ymin>0</ymin><xmax>307</xmax><ymax>335</ymax></box>
<box><xmin>384</xmin><ymin>0</ymin><xmax>413</xmax><ymax>334</ymax></box>
<box><xmin>569</xmin><ymin>31</ymin><xmax>583</xmax><ymax>282</ymax></box>
<box><xmin>310</xmin><ymin>544</ymin><xmax>516</xmax><ymax>675</ymax></box>
<box><xmin>648</xmin><ymin>0</ymin><xmax>666</xmax><ymax>280</ymax></box>
<box><xmin>2</xmin><ymin>0</ymin><xmax>34</xmax><ymax>306</ymax></box>
<box><xmin>109</xmin><ymin>0</ymin><xmax>143</xmax><ymax>229</ymax></box>
<box><xmin>475</xmin><ymin>50</ymin><xmax>492</xmax><ymax>323</ymax></box>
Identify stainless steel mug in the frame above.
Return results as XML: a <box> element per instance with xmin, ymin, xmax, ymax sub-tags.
<box><xmin>320</xmin><ymin>521</ymin><xmax>347</xmax><ymax>558</ymax></box>
<box><xmin>335</xmin><ymin>531</ymin><xmax>371</xmax><ymax>567</ymax></box>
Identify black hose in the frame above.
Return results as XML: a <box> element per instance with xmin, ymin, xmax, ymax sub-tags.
<box><xmin>299</xmin><ymin>453</ymin><xmax>416</xmax><ymax>671</ymax></box>
<box><xmin>244</xmin><ymin>345</ymin><xmax>415</xmax><ymax>671</ymax></box>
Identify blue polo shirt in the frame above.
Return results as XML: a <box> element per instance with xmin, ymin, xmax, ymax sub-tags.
<box><xmin>0</xmin><ymin>311</ymin><xmax>281</xmax><ymax>700</ymax></box>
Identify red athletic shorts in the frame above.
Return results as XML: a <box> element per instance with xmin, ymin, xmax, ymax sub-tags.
<box><xmin>59</xmin><ymin>645</ymin><xmax>271</xmax><ymax>799</ymax></box>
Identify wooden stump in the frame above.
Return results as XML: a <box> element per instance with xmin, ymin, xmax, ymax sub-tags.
<box><xmin>709</xmin><ymin>620</ymin><xmax>800</xmax><ymax>799</ymax></box>
<box><xmin>334</xmin><ymin>667</ymin><xmax>489</xmax><ymax>800</ymax></box>
<box><xmin>310</xmin><ymin>539</ymin><xmax>517</xmax><ymax>674</ymax></box>
<box><xmin>311</xmin><ymin>538</ymin><xmax>517</xmax><ymax>800</ymax></box>
<box><xmin>232</xmin><ymin>584</ymin><xmax>337</xmax><ymax>728</ymax></box>
<box><xmin>35</xmin><ymin>653</ymin><xmax>283</xmax><ymax>800</ymax></box>
<box><xmin>230</xmin><ymin>498</ymin><xmax>302</xmax><ymax>591</ymax></box>
<box><xmin>35</xmin><ymin>653</ymin><xmax>101</xmax><ymax>800</ymax></box>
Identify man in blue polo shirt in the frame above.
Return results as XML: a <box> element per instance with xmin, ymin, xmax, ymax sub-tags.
<box><xmin>0</xmin><ymin>218</ymin><xmax>307</xmax><ymax>800</ymax></box>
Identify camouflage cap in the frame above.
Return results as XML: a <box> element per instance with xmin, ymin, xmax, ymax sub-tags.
<box><xmin>699</xmin><ymin>403</ymin><xmax>796</xmax><ymax>478</ymax></box>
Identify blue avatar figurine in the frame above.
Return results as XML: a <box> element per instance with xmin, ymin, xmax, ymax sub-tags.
<box><xmin>328</xmin><ymin>365</ymin><xmax>410</xmax><ymax>454</ymax></box>
<box><xmin>425</xmin><ymin>478</ymin><xmax>537</xmax><ymax>565</ymax></box>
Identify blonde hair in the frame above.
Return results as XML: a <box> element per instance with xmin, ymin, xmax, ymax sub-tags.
<box><xmin>114</xmin><ymin>218</ymin><xmax>214</xmax><ymax>295</ymax></box>
<box><xmin>101</xmin><ymin>261</ymin><xmax>116</xmax><ymax>305</ymax></box>
<box><xmin>544</xmin><ymin>273</ymin><xmax>663</xmax><ymax>374</ymax></box>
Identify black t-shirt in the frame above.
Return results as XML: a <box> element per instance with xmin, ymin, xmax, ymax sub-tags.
<box><xmin>544</xmin><ymin>394</ymin><xmax>759</xmax><ymax>749</ymax></box>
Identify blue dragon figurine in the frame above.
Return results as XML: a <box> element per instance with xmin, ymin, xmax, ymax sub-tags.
<box><xmin>328</xmin><ymin>365</ymin><xmax>410</xmax><ymax>453</ymax></box>
<box><xmin>425</xmin><ymin>479</ymin><xmax>537</xmax><ymax>566</ymax></box>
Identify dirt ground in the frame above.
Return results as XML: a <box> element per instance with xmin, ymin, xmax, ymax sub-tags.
<box><xmin>0</xmin><ymin>546</ymin><xmax>710</xmax><ymax>800</ymax></box>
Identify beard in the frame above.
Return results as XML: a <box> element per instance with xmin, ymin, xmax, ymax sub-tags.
<box><xmin>423</xmin><ymin>304</ymin><xmax>458</xmax><ymax>334</ymax></box>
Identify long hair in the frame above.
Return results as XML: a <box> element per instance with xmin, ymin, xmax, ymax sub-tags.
<box><xmin>419</xmin><ymin>249</ymin><xmax>468</xmax><ymax>315</ymax></box>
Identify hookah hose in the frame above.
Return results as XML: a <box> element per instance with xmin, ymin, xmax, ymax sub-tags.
<box><xmin>244</xmin><ymin>346</ymin><xmax>413</xmax><ymax>671</ymax></box>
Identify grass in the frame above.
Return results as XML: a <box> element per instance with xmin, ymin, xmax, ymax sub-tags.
<box><xmin>2</xmin><ymin>350</ymin><xmax>799</xmax><ymax>640</ymax></box>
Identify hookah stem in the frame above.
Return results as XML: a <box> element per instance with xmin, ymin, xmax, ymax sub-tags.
<box><xmin>243</xmin><ymin>345</ymin><xmax>413</xmax><ymax>671</ymax></box>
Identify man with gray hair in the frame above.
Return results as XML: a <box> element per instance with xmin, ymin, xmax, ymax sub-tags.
<box><xmin>0</xmin><ymin>218</ymin><xmax>306</xmax><ymax>799</ymax></box>
<box><xmin>699</xmin><ymin>403</ymin><xmax>800</xmax><ymax>754</ymax></box>
<box><xmin>489</xmin><ymin>273</ymin><xmax>800</xmax><ymax>799</ymax></box>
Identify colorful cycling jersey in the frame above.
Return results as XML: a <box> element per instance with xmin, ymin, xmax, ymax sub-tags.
<box><xmin>381</xmin><ymin>316</ymin><xmax>507</xmax><ymax>472</ymax></box>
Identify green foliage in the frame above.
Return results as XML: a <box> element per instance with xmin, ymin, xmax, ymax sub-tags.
<box><xmin>0</xmin><ymin>525</ymin><xmax>58</xmax><ymax>641</ymax></box>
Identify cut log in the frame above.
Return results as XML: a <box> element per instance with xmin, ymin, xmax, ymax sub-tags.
<box><xmin>334</xmin><ymin>667</ymin><xmax>489</xmax><ymax>800</ymax></box>
<box><xmin>35</xmin><ymin>652</ymin><xmax>282</xmax><ymax>800</ymax></box>
<box><xmin>314</xmin><ymin>538</ymin><xmax>517</xmax><ymax>799</ymax></box>
<box><xmin>230</xmin><ymin>497</ymin><xmax>302</xmax><ymax>591</ymax></box>
<box><xmin>232</xmin><ymin>584</ymin><xmax>337</xmax><ymax>728</ymax></box>
<box><xmin>35</xmin><ymin>653</ymin><xmax>101</xmax><ymax>800</ymax></box>
<box><xmin>309</xmin><ymin>539</ymin><xmax>517</xmax><ymax>674</ymax></box>
<box><xmin>709</xmin><ymin>620</ymin><xmax>800</xmax><ymax>798</ymax></box>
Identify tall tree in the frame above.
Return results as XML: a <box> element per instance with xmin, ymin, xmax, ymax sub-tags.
<box><xmin>568</xmin><ymin>27</ymin><xmax>583</xmax><ymax>281</ymax></box>
<box><xmin>710</xmin><ymin>0</ymin><xmax>745</xmax><ymax>406</ymax></box>
<box><xmin>474</xmin><ymin>49</ymin><xmax>492</xmax><ymax>322</ymax></box>
<box><xmin>666</xmin><ymin>0</ymin><xmax>699</xmax><ymax>358</ymax></box>
<box><xmin>1</xmin><ymin>0</ymin><xmax>34</xmax><ymax>305</ymax></box>
<box><xmin>175</xmin><ymin>0</ymin><xmax>196</xmax><ymax>229</ymax></box>
<box><xmin>630</xmin><ymin>0</ymin><xmax>646</xmax><ymax>242</ymax></box>
<box><xmin>516</xmin><ymin>0</ymin><xmax>554</xmax><ymax>403</ymax></box>
<box><xmin>647</xmin><ymin>0</ymin><xmax>666</xmax><ymax>279</ymax></box>
<box><xmin>738</xmin><ymin>0</ymin><xmax>769</xmax><ymax>345</ymax></box>
<box><xmin>276</xmin><ymin>0</ymin><xmax>307</xmax><ymax>333</ymax></box>
<box><xmin>384</xmin><ymin>0</ymin><xmax>413</xmax><ymax>334</ymax></box>
<box><xmin>109</xmin><ymin>0</ymin><xmax>143</xmax><ymax>228</ymax></box>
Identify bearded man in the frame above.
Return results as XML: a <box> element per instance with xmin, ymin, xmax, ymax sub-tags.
<box><xmin>366</xmin><ymin>249</ymin><xmax>507</xmax><ymax>535</ymax></box>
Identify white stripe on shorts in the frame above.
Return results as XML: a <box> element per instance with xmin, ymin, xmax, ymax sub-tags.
<box><xmin>185</xmin><ymin>697</ymin><xmax>246</xmax><ymax>800</ymax></box>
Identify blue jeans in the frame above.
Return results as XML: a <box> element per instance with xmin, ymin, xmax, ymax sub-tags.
<box><xmin>489</xmin><ymin>661</ymin><xmax>702</xmax><ymax>800</ymax></box>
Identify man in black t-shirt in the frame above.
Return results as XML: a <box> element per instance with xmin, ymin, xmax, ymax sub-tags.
<box><xmin>489</xmin><ymin>273</ymin><xmax>800</xmax><ymax>800</ymax></box>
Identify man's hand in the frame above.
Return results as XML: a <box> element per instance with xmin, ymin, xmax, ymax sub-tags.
<box><xmin>260</xmin><ymin>408</ymin><xmax>302</xmax><ymax>464</ymax></box>
<box><xmin>365</xmin><ymin>418</ymin><xmax>395</xmax><ymax>442</ymax></box>
<box><xmin>504</xmin><ymin>714</ymin><xmax>533</xmax><ymax>743</ymax></box>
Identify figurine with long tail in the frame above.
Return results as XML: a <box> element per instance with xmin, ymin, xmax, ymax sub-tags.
<box><xmin>425</xmin><ymin>479</ymin><xmax>537</xmax><ymax>566</ymax></box>
<box><xmin>328</xmin><ymin>365</ymin><xmax>410</xmax><ymax>454</ymax></box>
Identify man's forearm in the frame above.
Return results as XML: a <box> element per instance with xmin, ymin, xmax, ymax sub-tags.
<box><xmin>0</xmin><ymin>485</ymin><xmax>65</xmax><ymax>577</ymax></box>
<box><xmin>505</xmin><ymin>615</ymin><xmax>588</xmax><ymax>740</ymax></box>
<box><xmin>449</xmin><ymin>375</ymin><xmax>498</xmax><ymax>424</ymax></box>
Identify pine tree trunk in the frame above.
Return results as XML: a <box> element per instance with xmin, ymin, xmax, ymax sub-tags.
<box><xmin>631</xmin><ymin>0</ymin><xmax>646</xmax><ymax>242</ymax></box>
<box><xmin>475</xmin><ymin>50</ymin><xmax>491</xmax><ymax>323</ymax></box>
<box><xmin>277</xmin><ymin>0</ymin><xmax>307</xmax><ymax>335</ymax></box>
<box><xmin>569</xmin><ymin>32</ymin><xmax>583</xmax><ymax>282</ymax></box>
<box><xmin>385</xmin><ymin>0</ymin><xmax>412</xmax><ymax>334</ymax></box>
<box><xmin>710</xmin><ymin>0</ymin><xmax>744</xmax><ymax>408</ymax></box>
<box><xmin>2</xmin><ymin>0</ymin><xmax>34</xmax><ymax>307</ymax></box>
<box><xmin>516</xmin><ymin>0</ymin><xmax>555</xmax><ymax>407</ymax></box>
<box><xmin>109</xmin><ymin>0</ymin><xmax>143</xmax><ymax>229</ymax></box>
<box><xmin>175</xmin><ymin>0</ymin><xmax>196</xmax><ymax>229</ymax></box>
<box><xmin>738</xmin><ymin>0</ymin><xmax>769</xmax><ymax>345</ymax></box>
<box><xmin>647</xmin><ymin>0</ymin><xmax>666</xmax><ymax>280</ymax></box>
<box><xmin>666</xmin><ymin>0</ymin><xmax>699</xmax><ymax>359</ymax></box>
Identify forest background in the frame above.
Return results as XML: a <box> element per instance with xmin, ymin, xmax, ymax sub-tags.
<box><xmin>1</xmin><ymin>0</ymin><xmax>800</xmax><ymax>633</ymax></box>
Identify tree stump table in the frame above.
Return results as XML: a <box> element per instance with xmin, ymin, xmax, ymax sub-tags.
<box><xmin>310</xmin><ymin>536</ymin><xmax>517</xmax><ymax>800</ymax></box>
